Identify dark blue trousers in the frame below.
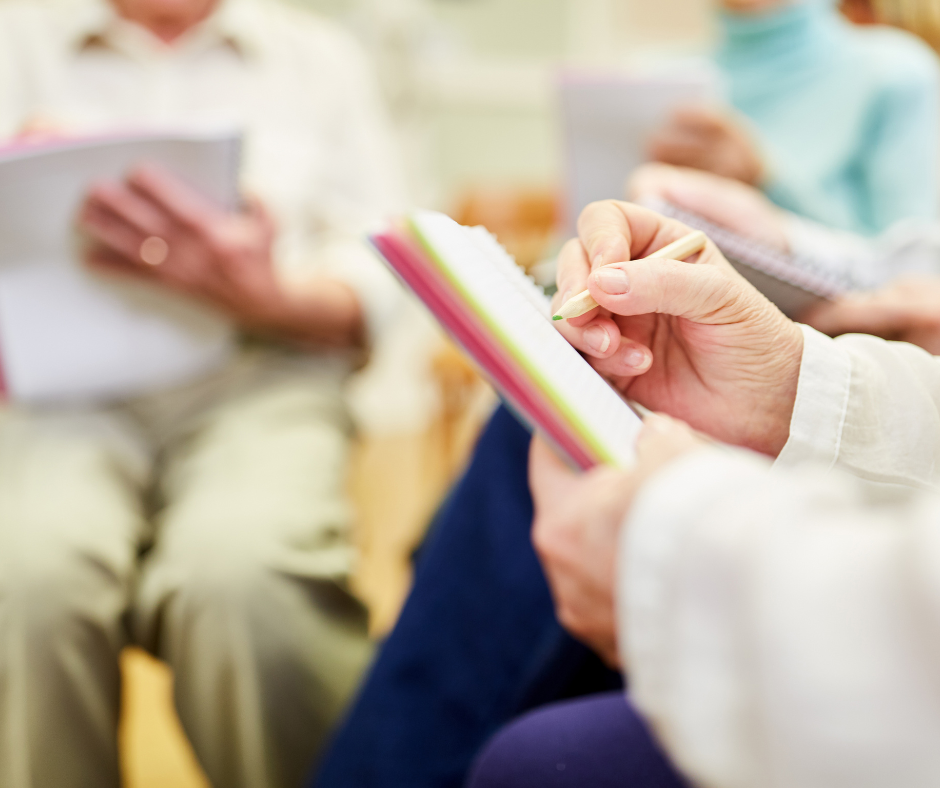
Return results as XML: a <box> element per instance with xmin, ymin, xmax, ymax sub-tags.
<box><xmin>312</xmin><ymin>406</ymin><xmax>624</xmax><ymax>787</ymax></box>
<box><xmin>467</xmin><ymin>693</ymin><xmax>688</xmax><ymax>788</ymax></box>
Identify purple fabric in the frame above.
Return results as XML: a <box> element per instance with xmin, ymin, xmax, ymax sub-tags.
<box><xmin>466</xmin><ymin>692</ymin><xmax>688</xmax><ymax>788</ymax></box>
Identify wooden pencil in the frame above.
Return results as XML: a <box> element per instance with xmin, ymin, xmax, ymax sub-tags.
<box><xmin>552</xmin><ymin>230</ymin><xmax>708</xmax><ymax>321</ymax></box>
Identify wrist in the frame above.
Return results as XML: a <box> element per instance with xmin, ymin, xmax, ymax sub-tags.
<box><xmin>259</xmin><ymin>280</ymin><xmax>365</xmax><ymax>348</ymax></box>
<box><xmin>753</xmin><ymin>320</ymin><xmax>804</xmax><ymax>457</ymax></box>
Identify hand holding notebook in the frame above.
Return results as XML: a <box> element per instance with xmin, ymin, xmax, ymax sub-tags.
<box><xmin>373</xmin><ymin>210</ymin><xmax>643</xmax><ymax>469</ymax></box>
<box><xmin>0</xmin><ymin>131</ymin><xmax>240</xmax><ymax>404</ymax></box>
<box><xmin>372</xmin><ymin>201</ymin><xmax>806</xmax><ymax>464</ymax></box>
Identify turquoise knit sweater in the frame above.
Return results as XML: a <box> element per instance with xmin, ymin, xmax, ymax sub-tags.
<box><xmin>717</xmin><ymin>0</ymin><xmax>940</xmax><ymax>234</ymax></box>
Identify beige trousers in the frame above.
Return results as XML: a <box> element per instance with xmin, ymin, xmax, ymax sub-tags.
<box><xmin>0</xmin><ymin>349</ymin><xmax>374</xmax><ymax>788</ymax></box>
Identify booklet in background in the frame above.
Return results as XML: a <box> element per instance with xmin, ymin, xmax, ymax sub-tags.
<box><xmin>372</xmin><ymin>210</ymin><xmax>642</xmax><ymax>469</ymax></box>
<box><xmin>559</xmin><ymin>67</ymin><xmax>721</xmax><ymax>230</ymax></box>
<box><xmin>0</xmin><ymin>131</ymin><xmax>241</xmax><ymax>404</ymax></box>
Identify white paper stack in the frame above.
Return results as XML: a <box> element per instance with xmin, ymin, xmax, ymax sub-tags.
<box><xmin>0</xmin><ymin>132</ymin><xmax>241</xmax><ymax>404</ymax></box>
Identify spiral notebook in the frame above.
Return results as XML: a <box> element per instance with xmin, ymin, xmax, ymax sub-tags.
<box><xmin>645</xmin><ymin>198</ymin><xmax>859</xmax><ymax>318</ymax></box>
<box><xmin>371</xmin><ymin>210</ymin><xmax>642</xmax><ymax>469</ymax></box>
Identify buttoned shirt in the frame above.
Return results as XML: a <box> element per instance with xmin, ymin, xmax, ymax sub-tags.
<box><xmin>0</xmin><ymin>0</ymin><xmax>405</xmax><ymax>342</ymax></box>
<box><xmin>619</xmin><ymin>325</ymin><xmax>940</xmax><ymax>788</ymax></box>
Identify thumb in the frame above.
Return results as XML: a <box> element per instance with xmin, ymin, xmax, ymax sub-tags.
<box><xmin>588</xmin><ymin>256</ymin><xmax>748</xmax><ymax>324</ymax></box>
<box><xmin>529</xmin><ymin>436</ymin><xmax>580</xmax><ymax>514</ymax></box>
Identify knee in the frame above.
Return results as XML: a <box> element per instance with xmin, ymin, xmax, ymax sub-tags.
<box><xmin>147</xmin><ymin>543</ymin><xmax>302</xmax><ymax>655</ymax></box>
<box><xmin>468</xmin><ymin>716</ymin><xmax>545</xmax><ymax>788</ymax></box>
<box><xmin>166</xmin><ymin>548</ymin><xmax>278</xmax><ymax>621</ymax></box>
<box><xmin>1</xmin><ymin>551</ymin><xmax>126</xmax><ymax>644</ymax></box>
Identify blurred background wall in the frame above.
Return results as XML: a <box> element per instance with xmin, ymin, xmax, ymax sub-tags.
<box><xmin>290</xmin><ymin>0</ymin><xmax>713</xmax><ymax>210</ymax></box>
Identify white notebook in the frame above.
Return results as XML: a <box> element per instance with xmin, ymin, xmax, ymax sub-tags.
<box><xmin>646</xmin><ymin>198</ymin><xmax>859</xmax><ymax>318</ymax></box>
<box><xmin>0</xmin><ymin>131</ymin><xmax>241</xmax><ymax>404</ymax></box>
<box><xmin>373</xmin><ymin>210</ymin><xmax>643</xmax><ymax>468</ymax></box>
<box><xmin>559</xmin><ymin>68</ymin><xmax>720</xmax><ymax>230</ymax></box>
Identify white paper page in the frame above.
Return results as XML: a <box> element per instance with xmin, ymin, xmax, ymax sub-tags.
<box><xmin>412</xmin><ymin>210</ymin><xmax>641</xmax><ymax>467</ymax></box>
<box><xmin>0</xmin><ymin>263</ymin><xmax>232</xmax><ymax>403</ymax></box>
<box><xmin>0</xmin><ymin>132</ymin><xmax>240</xmax><ymax>404</ymax></box>
<box><xmin>559</xmin><ymin>69</ymin><xmax>720</xmax><ymax>230</ymax></box>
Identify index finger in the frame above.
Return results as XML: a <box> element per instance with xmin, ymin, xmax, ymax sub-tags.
<box><xmin>126</xmin><ymin>164</ymin><xmax>223</xmax><ymax>234</ymax></box>
<box><xmin>553</xmin><ymin>237</ymin><xmax>623</xmax><ymax>360</ymax></box>
<box><xmin>576</xmin><ymin>200</ymin><xmax>708</xmax><ymax>273</ymax></box>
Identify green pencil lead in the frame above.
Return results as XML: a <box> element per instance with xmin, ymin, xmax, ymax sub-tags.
<box><xmin>552</xmin><ymin>315</ymin><xmax>563</xmax><ymax>321</ymax></box>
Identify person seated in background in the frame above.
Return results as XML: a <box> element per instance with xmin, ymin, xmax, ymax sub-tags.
<box><xmin>470</xmin><ymin>199</ymin><xmax>940</xmax><ymax>787</ymax></box>
<box><xmin>648</xmin><ymin>0</ymin><xmax>940</xmax><ymax>235</ymax></box>
<box><xmin>0</xmin><ymin>0</ymin><xmax>404</xmax><ymax>786</ymax></box>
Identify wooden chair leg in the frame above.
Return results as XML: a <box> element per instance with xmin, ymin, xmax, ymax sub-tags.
<box><xmin>119</xmin><ymin>647</ymin><xmax>209</xmax><ymax>788</ymax></box>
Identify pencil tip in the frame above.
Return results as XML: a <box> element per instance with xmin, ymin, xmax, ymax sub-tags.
<box><xmin>552</xmin><ymin>315</ymin><xmax>563</xmax><ymax>321</ymax></box>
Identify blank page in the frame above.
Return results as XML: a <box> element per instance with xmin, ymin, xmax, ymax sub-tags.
<box><xmin>0</xmin><ymin>132</ymin><xmax>239</xmax><ymax>403</ymax></box>
<box><xmin>410</xmin><ymin>210</ymin><xmax>641</xmax><ymax>467</ymax></box>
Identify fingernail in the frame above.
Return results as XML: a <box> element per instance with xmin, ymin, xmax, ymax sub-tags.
<box><xmin>624</xmin><ymin>348</ymin><xmax>649</xmax><ymax>369</ymax></box>
<box><xmin>584</xmin><ymin>325</ymin><xmax>611</xmax><ymax>354</ymax></box>
<box><xmin>594</xmin><ymin>268</ymin><xmax>630</xmax><ymax>295</ymax></box>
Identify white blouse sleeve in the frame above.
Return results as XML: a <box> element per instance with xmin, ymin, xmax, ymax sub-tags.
<box><xmin>618</xmin><ymin>330</ymin><xmax>940</xmax><ymax>788</ymax></box>
<box><xmin>619</xmin><ymin>446</ymin><xmax>940</xmax><ymax>788</ymax></box>
<box><xmin>779</xmin><ymin>325</ymin><xmax>940</xmax><ymax>490</ymax></box>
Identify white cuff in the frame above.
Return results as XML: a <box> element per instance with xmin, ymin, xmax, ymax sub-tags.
<box><xmin>775</xmin><ymin>324</ymin><xmax>851</xmax><ymax>471</ymax></box>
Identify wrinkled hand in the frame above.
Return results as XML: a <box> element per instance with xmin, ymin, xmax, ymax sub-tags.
<box><xmin>804</xmin><ymin>277</ymin><xmax>940</xmax><ymax>354</ymax></box>
<box><xmin>530</xmin><ymin>415</ymin><xmax>703</xmax><ymax>667</ymax></box>
<box><xmin>648</xmin><ymin>107</ymin><xmax>765</xmax><ymax>187</ymax></box>
<box><xmin>628</xmin><ymin>162</ymin><xmax>790</xmax><ymax>251</ymax></box>
<box><xmin>554</xmin><ymin>200</ymin><xmax>803</xmax><ymax>456</ymax></box>
<box><xmin>78</xmin><ymin>165</ymin><xmax>363</xmax><ymax>347</ymax></box>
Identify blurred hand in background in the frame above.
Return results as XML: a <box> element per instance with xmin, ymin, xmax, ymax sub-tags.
<box><xmin>804</xmin><ymin>277</ymin><xmax>940</xmax><ymax>354</ymax></box>
<box><xmin>647</xmin><ymin>107</ymin><xmax>765</xmax><ymax>187</ymax></box>
<box><xmin>628</xmin><ymin>162</ymin><xmax>790</xmax><ymax>250</ymax></box>
<box><xmin>78</xmin><ymin>165</ymin><xmax>364</xmax><ymax>349</ymax></box>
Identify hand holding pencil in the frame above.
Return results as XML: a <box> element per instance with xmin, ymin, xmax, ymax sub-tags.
<box><xmin>551</xmin><ymin>200</ymin><xmax>803</xmax><ymax>456</ymax></box>
<box><xmin>553</xmin><ymin>230</ymin><xmax>708</xmax><ymax>320</ymax></box>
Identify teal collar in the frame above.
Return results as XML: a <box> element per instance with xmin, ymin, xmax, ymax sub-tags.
<box><xmin>716</xmin><ymin>1</ymin><xmax>845</xmax><ymax>103</ymax></box>
<box><xmin>720</xmin><ymin>2</ymin><xmax>836</xmax><ymax>52</ymax></box>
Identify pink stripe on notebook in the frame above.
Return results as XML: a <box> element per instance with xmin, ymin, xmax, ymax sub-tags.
<box><xmin>372</xmin><ymin>230</ymin><xmax>598</xmax><ymax>470</ymax></box>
